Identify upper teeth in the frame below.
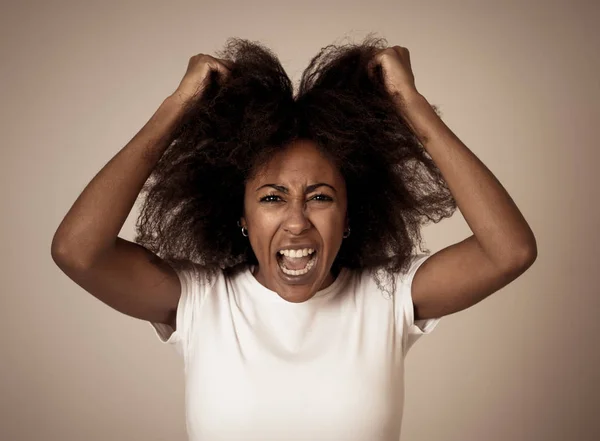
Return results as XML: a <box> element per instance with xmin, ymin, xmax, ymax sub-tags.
<box><xmin>279</xmin><ymin>248</ymin><xmax>315</xmax><ymax>258</ymax></box>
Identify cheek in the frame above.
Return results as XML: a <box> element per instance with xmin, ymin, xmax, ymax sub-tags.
<box><xmin>314</xmin><ymin>210</ymin><xmax>345</xmax><ymax>237</ymax></box>
<box><xmin>249</xmin><ymin>210</ymin><xmax>279</xmax><ymax>232</ymax></box>
<box><xmin>247</xmin><ymin>212</ymin><xmax>278</xmax><ymax>255</ymax></box>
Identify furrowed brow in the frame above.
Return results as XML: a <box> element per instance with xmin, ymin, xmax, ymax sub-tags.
<box><xmin>306</xmin><ymin>183</ymin><xmax>336</xmax><ymax>193</ymax></box>
<box><xmin>255</xmin><ymin>183</ymin><xmax>336</xmax><ymax>193</ymax></box>
<box><xmin>255</xmin><ymin>184</ymin><xmax>288</xmax><ymax>193</ymax></box>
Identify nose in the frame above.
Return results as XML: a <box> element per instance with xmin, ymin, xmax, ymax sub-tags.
<box><xmin>282</xmin><ymin>199</ymin><xmax>311</xmax><ymax>235</ymax></box>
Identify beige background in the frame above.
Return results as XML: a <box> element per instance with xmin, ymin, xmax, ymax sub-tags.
<box><xmin>1</xmin><ymin>0</ymin><xmax>598</xmax><ymax>440</ymax></box>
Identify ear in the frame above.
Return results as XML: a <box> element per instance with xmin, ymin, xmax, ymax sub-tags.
<box><xmin>238</xmin><ymin>217</ymin><xmax>247</xmax><ymax>228</ymax></box>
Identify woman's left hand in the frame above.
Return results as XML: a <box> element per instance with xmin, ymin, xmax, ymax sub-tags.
<box><xmin>368</xmin><ymin>46</ymin><xmax>419</xmax><ymax>102</ymax></box>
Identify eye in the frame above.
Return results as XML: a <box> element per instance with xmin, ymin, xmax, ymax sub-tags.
<box><xmin>310</xmin><ymin>193</ymin><xmax>333</xmax><ymax>202</ymax></box>
<box><xmin>259</xmin><ymin>193</ymin><xmax>282</xmax><ymax>203</ymax></box>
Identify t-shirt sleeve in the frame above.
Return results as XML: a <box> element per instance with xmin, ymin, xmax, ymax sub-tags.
<box><xmin>148</xmin><ymin>261</ymin><xmax>206</xmax><ymax>357</ymax></box>
<box><xmin>396</xmin><ymin>253</ymin><xmax>441</xmax><ymax>356</ymax></box>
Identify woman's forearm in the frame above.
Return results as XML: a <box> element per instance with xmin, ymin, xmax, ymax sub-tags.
<box><xmin>398</xmin><ymin>92</ymin><xmax>537</xmax><ymax>267</ymax></box>
<box><xmin>51</xmin><ymin>94</ymin><xmax>187</xmax><ymax>267</ymax></box>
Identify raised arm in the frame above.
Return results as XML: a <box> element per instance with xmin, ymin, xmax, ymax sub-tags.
<box><xmin>51</xmin><ymin>54</ymin><xmax>231</xmax><ymax>328</ymax></box>
<box><xmin>369</xmin><ymin>46</ymin><xmax>537</xmax><ymax>321</ymax></box>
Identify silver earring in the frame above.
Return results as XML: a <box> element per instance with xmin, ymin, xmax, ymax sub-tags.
<box><xmin>343</xmin><ymin>227</ymin><xmax>350</xmax><ymax>238</ymax></box>
<box><xmin>237</xmin><ymin>220</ymin><xmax>249</xmax><ymax>237</ymax></box>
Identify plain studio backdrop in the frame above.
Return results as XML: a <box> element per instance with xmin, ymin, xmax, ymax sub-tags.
<box><xmin>1</xmin><ymin>0</ymin><xmax>598</xmax><ymax>440</ymax></box>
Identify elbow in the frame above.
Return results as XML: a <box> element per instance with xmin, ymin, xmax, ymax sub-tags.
<box><xmin>51</xmin><ymin>236</ymin><xmax>77</xmax><ymax>269</ymax></box>
<box><xmin>522</xmin><ymin>231</ymin><xmax>538</xmax><ymax>263</ymax></box>
<box><xmin>51</xmin><ymin>235</ymin><xmax>94</xmax><ymax>271</ymax></box>
<box><xmin>494</xmin><ymin>232</ymin><xmax>537</xmax><ymax>273</ymax></box>
<box><xmin>511</xmin><ymin>236</ymin><xmax>538</xmax><ymax>270</ymax></box>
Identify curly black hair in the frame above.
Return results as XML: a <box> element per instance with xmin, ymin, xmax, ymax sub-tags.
<box><xmin>134</xmin><ymin>35</ymin><xmax>457</xmax><ymax>290</ymax></box>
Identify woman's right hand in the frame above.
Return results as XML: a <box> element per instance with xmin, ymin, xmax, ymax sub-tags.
<box><xmin>172</xmin><ymin>54</ymin><xmax>233</xmax><ymax>105</ymax></box>
<box><xmin>52</xmin><ymin>54</ymin><xmax>235</xmax><ymax>329</ymax></box>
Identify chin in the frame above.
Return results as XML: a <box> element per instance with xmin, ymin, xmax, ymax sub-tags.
<box><xmin>264</xmin><ymin>255</ymin><xmax>328</xmax><ymax>302</ymax></box>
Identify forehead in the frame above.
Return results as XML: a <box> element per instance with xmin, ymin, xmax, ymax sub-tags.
<box><xmin>251</xmin><ymin>141</ymin><xmax>343</xmax><ymax>186</ymax></box>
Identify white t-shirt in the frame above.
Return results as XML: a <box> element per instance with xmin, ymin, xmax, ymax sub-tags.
<box><xmin>150</xmin><ymin>253</ymin><xmax>440</xmax><ymax>441</ymax></box>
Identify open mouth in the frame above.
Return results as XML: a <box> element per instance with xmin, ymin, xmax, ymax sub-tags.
<box><xmin>276</xmin><ymin>248</ymin><xmax>318</xmax><ymax>277</ymax></box>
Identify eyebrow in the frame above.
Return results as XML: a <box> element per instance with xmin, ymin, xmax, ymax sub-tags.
<box><xmin>255</xmin><ymin>183</ymin><xmax>337</xmax><ymax>193</ymax></box>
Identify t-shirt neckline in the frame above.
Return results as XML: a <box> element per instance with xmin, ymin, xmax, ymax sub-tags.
<box><xmin>242</xmin><ymin>264</ymin><xmax>349</xmax><ymax>304</ymax></box>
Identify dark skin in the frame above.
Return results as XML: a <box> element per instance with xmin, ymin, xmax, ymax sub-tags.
<box><xmin>52</xmin><ymin>46</ymin><xmax>536</xmax><ymax>334</ymax></box>
<box><xmin>240</xmin><ymin>139</ymin><xmax>349</xmax><ymax>303</ymax></box>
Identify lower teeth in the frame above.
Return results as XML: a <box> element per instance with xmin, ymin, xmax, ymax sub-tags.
<box><xmin>279</xmin><ymin>254</ymin><xmax>316</xmax><ymax>276</ymax></box>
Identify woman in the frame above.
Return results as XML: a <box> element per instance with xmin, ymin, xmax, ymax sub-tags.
<box><xmin>51</xmin><ymin>37</ymin><xmax>537</xmax><ymax>440</ymax></box>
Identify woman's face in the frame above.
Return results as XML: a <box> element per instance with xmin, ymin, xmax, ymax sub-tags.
<box><xmin>241</xmin><ymin>140</ymin><xmax>348</xmax><ymax>303</ymax></box>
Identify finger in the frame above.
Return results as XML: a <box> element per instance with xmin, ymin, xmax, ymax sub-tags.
<box><xmin>395</xmin><ymin>46</ymin><xmax>410</xmax><ymax>63</ymax></box>
<box><xmin>367</xmin><ymin>56</ymin><xmax>379</xmax><ymax>77</ymax></box>
<box><xmin>367</xmin><ymin>59</ymin><xmax>374</xmax><ymax>75</ymax></box>
<box><xmin>218</xmin><ymin>58</ymin><xmax>235</xmax><ymax>70</ymax></box>
<box><xmin>210</xmin><ymin>60</ymin><xmax>231</xmax><ymax>79</ymax></box>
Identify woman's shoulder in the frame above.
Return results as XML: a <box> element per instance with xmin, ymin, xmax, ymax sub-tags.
<box><xmin>169</xmin><ymin>259</ymin><xmax>229</xmax><ymax>289</ymax></box>
<box><xmin>345</xmin><ymin>253</ymin><xmax>432</xmax><ymax>295</ymax></box>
